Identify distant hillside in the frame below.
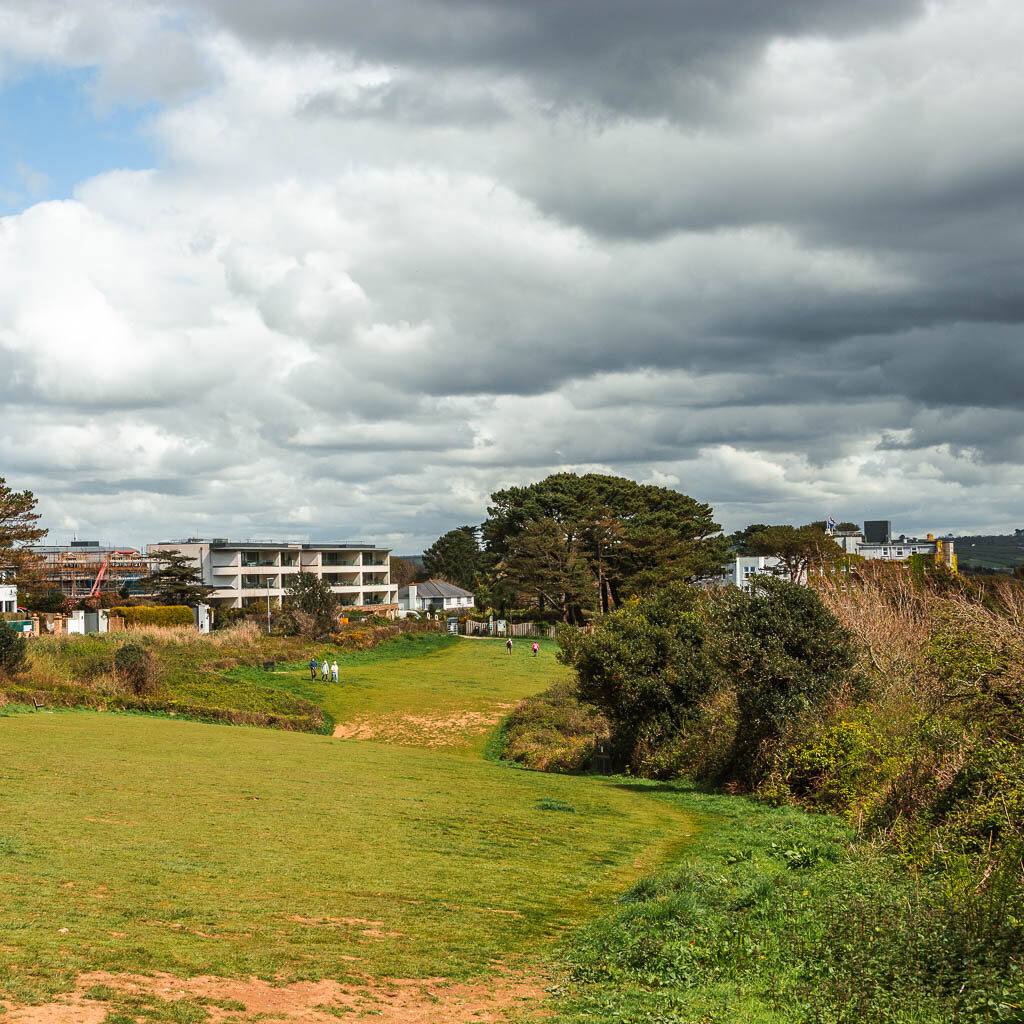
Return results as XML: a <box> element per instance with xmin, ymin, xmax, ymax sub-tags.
<box><xmin>955</xmin><ymin>534</ymin><xmax>1024</xmax><ymax>572</ymax></box>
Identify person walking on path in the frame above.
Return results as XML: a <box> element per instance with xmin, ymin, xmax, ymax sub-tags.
<box><xmin>309</xmin><ymin>656</ymin><xmax>318</xmax><ymax>680</ymax></box>
<box><xmin>506</xmin><ymin>638</ymin><xmax>513</xmax><ymax>655</ymax></box>
<box><xmin>331</xmin><ymin>660</ymin><xmax>339</xmax><ymax>683</ymax></box>
<box><xmin>321</xmin><ymin>658</ymin><xmax>329</xmax><ymax>681</ymax></box>
<box><xmin>532</xmin><ymin>642</ymin><xmax>539</xmax><ymax>657</ymax></box>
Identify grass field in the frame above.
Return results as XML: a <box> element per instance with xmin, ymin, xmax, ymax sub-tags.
<box><xmin>0</xmin><ymin>634</ymin><xmax>694</xmax><ymax>1022</ymax></box>
<box><xmin>230</xmin><ymin>633</ymin><xmax>570</xmax><ymax>752</ymax></box>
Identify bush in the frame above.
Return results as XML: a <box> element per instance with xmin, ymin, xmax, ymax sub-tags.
<box><xmin>0</xmin><ymin>620</ymin><xmax>27</xmax><ymax>676</ymax></box>
<box><xmin>502</xmin><ymin>680</ymin><xmax>610</xmax><ymax>772</ymax></box>
<box><xmin>714</xmin><ymin>577</ymin><xmax>861</xmax><ymax>783</ymax></box>
<box><xmin>110</xmin><ymin>605</ymin><xmax>195</xmax><ymax>627</ymax></box>
<box><xmin>23</xmin><ymin>590</ymin><xmax>71</xmax><ymax>613</ymax></box>
<box><xmin>559</xmin><ymin>584</ymin><xmax>717</xmax><ymax>767</ymax></box>
<box><xmin>112</xmin><ymin>642</ymin><xmax>160</xmax><ymax>695</ymax></box>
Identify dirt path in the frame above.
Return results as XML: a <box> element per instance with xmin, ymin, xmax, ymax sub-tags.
<box><xmin>1</xmin><ymin>969</ymin><xmax>547</xmax><ymax>1023</ymax></box>
<box><xmin>332</xmin><ymin>706</ymin><xmax>513</xmax><ymax>745</ymax></box>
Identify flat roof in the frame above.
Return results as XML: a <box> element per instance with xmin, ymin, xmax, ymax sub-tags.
<box><xmin>32</xmin><ymin>544</ymin><xmax>142</xmax><ymax>554</ymax></box>
<box><xmin>152</xmin><ymin>540</ymin><xmax>388</xmax><ymax>551</ymax></box>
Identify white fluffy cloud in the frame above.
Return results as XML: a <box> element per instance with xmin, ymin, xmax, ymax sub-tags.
<box><xmin>1</xmin><ymin>0</ymin><xmax>1022</xmax><ymax>549</ymax></box>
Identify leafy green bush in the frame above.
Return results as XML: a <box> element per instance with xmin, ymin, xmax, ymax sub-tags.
<box><xmin>113</xmin><ymin>642</ymin><xmax>160</xmax><ymax>695</ymax></box>
<box><xmin>714</xmin><ymin>577</ymin><xmax>861</xmax><ymax>783</ymax></box>
<box><xmin>0</xmin><ymin>620</ymin><xmax>27</xmax><ymax>676</ymax></box>
<box><xmin>558</xmin><ymin>584</ymin><xmax>717</xmax><ymax>766</ymax></box>
<box><xmin>111</xmin><ymin>605</ymin><xmax>194</xmax><ymax>627</ymax></box>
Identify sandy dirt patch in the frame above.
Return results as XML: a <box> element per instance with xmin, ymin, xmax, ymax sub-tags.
<box><xmin>333</xmin><ymin>706</ymin><xmax>513</xmax><ymax>746</ymax></box>
<box><xmin>1</xmin><ymin>968</ymin><xmax>547</xmax><ymax>1023</ymax></box>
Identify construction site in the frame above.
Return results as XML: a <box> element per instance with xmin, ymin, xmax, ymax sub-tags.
<box><xmin>31</xmin><ymin>541</ymin><xmax>151</xmax><ymax>598</ymax></box>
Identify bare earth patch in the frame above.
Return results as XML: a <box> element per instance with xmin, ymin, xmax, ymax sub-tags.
<box><xmin>1</xmin><ymin>969</ymin><xmax>547</xmax><ymax>1023</ymax></box>
<box><xmin>333</xmin><ymin>707</ymin><xmax>513</xmax><ymax>746</ymax></box>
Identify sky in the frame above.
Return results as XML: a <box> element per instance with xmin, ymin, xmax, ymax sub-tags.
<box><xmin>1</xmin><ymin>0</ymin><xmax>1022</xmax><ymax>552</ymax></box>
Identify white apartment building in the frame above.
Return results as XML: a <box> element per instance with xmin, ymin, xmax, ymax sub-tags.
<box><xmin>146</xmin><ymin>539</ymin><xmax>397</xmax><ymax>613</ymax></box>
<box><xmin>1</xmin><ymin>576</ymin><xmax>17</xmax><ymax>613</ymax></box>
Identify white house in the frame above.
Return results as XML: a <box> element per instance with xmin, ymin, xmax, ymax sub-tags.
<box><xmin>146</xmin><ymin>539</ymin><xmax>398</xmax><ymax>613</ymax></box>
<box><xmin>0</xmin><ymin>573</ymin><xmax>17</xmax><ymax>613</ymax></box>
<box><xmin>397</xmin><ymin>580</ymin><xmax>475</xmax><ymax>617</ymax></box>
<box><xmin>723</xmin><ymin>555</ymin><xmax>792</xmax><ymax>591</ymax></box>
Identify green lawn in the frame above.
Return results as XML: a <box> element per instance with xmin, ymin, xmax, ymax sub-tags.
<box><xmin>230</xmin><ymin>633</ymin><xmax>570</xmax><ymax>752</ymax></box>
<box><xmin>0</xmin><ymin>634</ymin><xmax>691</xmax><ymax>1013</ymax></box>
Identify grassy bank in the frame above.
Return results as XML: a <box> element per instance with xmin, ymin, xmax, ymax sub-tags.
<box><xmin>546</xmin><ymin>780</ymin><xmax>1023</xmax><ymax>1023</ymax></box>
<box><xmin>2</xmin><ymin>623</ymin><xmax>338</xmax><ymax>732</ymax></box>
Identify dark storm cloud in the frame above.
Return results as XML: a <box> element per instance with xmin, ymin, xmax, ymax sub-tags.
<box><xmin>193</xmin><ymin>0</ymin><xmax>922</xmax><ymax>117</ymax></box>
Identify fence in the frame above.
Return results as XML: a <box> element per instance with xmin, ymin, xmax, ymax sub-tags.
<box><xmin>461</xmin><ymin>619</ymin><xmax>583</xmax><ymax>638</ymax></box>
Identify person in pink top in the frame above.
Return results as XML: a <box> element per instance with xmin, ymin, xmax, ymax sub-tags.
<box><xmin>531</xmin><ymin>642</ymin><xmax>539</xmax><ymax>657</ymax></box>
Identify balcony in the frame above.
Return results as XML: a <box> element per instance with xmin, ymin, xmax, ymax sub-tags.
<box><xmin>242</xmin><ymin>576</ymin><xmax>280</xmax><ymax>590</ymax></box>
<box><xmin>322</xmin><ymin>555</ymin><xmax>360</xmax><ymax>567</ymax></box>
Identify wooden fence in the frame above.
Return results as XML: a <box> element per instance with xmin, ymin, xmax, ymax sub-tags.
<box><xmin>460</xmin><ymin>620</ymin><xmax>593</xmax><ymax>638</ymax></box>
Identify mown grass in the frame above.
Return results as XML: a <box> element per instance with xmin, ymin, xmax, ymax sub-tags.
<box><xmin>0</xmin><ymin>639</ymin><xmax>690</xmax><ymax>1013</ymax></box>
<box><xmin>232</xmin><ymin>634</ymin><xmax>570</xmax><ymax>753</ymax></box>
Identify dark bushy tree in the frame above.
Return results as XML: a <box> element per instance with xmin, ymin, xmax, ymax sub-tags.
<box><xmin>0</xmin><ymin>620</ymin><xmax>28</xmax><ymax>676</ymax></box>
<box><xmin>422</xmin><ymin>527</ymin><xmax>482</xmax><ymax>590</ymax></box>
<box><xmin>281</xmin><ymin>572</ymin><xmax>339</xmax><ymax>639</ymax></box>
<box><xmin>140</xmin><ymin>550</ymin><xmax>214</xmax><ymax>605</ymax></box>
<box><xmin>728</xmin><ymin>524</ymin><xmax>771</xmax><ymax>555</ymax></box>
<box><xmin>714</xmin><ymin>576</ymin><xmax>859</xmax><ymax>781</ymax></box>
<box><xmin>497</xmin><ymin>518</ymin><xmax>594</xmax><ymax>622</ymax></box>
<box><xmin>113</xmin><ymin>642</ymin><xmax>159</xmax><ymax>695</ymax></box>
<box><xmin>484</xmin><ymin>473</ymin><xmax>729</xmax><ymax>615</ymax></box>
<box><xmin>559</xmin><ymin>584</ymin><xmax>717</xmax><ymax>762</ymax></box>
<box><xmin>0</xmin><ymin>476</ymin><xmax>47</xmax><ymax>586</ymax></box>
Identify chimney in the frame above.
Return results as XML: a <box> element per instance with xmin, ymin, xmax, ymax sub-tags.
<box><xmin>407</xmin><ymin>584</ymin><xmax>417</xmax><ymax>609</ymax></box>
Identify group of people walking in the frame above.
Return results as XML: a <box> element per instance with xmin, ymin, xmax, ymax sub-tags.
<box><xmin>310</xmin><ymin>656</ymin><xmax>339</xmax><ymax>683</ymax></box>
<box><xmin>506</xmin><ymin>638</ymin><xmax>541</xmax><ymax>656</ymax></box>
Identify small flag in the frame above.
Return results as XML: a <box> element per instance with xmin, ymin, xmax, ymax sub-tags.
<box><xmin>827</xmin><ymin>516</ymin><xmax>837</xmax><ymax>534</ymax></box>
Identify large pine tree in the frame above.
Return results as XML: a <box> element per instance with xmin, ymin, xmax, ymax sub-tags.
<box><xmin>0</xmin><ymin>476</ymin><xmax>47</xmax><ymax>586</ymax></box>
<box><xmin>140</xmin><ymin>550</ymin><xmax>214</xmax><ymax>605</ymax></box>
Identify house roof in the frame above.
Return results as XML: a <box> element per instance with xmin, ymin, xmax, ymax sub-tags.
<box><xmin>399</xmin><ymin>579</ymin><xmax>474</xmax><ymax>599</ymax></box>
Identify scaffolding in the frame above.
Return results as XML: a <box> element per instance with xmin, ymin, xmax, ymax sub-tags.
<box><xmin>31</xmin><ymin>542</ymin><xmax>152</xmax><ymax>598</ymax></box>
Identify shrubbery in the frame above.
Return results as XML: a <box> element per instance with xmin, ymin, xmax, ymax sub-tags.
<box><xmin>0</xmin><ymin>620</ymin><xmax>27</xmax><ymax>676</ymax></box>
<box><xmin>113</xmin><ymin>642</ymin><xmax>160</xmax><ymax>695</ymax></box>
<box><xmin>111</xmin><ymin>605</ymin><xmax>194</xmax><ymax>627</ymax></box>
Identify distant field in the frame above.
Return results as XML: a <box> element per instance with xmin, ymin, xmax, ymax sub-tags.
<box><xmin>955</xmin><ymin>534</ymin><xmax>1024</xmax><ymax>571</ymax></box>
<box><xmin>0</xmin><ymin>635</ymin><xmax>692</xmax><ymax>1022</ymax></box>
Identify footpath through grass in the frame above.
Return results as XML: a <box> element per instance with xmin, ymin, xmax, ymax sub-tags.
<box><xmin>231</xmin><ymin>633</ymin><xmax>568</xmax><ymax>753</ymax></box>
<box><xmin>0</xmin><ymin>634</ymin><xmax>692</xmax><ymax>1018</ymax></box>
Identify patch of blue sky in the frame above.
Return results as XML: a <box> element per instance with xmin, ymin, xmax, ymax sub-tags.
<box><xmin>0</xmin><ymin>64</ymin><xmax>158</xmax><ymax>214</ymax></box>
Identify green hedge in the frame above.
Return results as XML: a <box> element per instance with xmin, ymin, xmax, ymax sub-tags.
<box><xmin>110</xmin><ymin>605</ymin><xmax>194</xmax><ymax>626</ymax></box>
